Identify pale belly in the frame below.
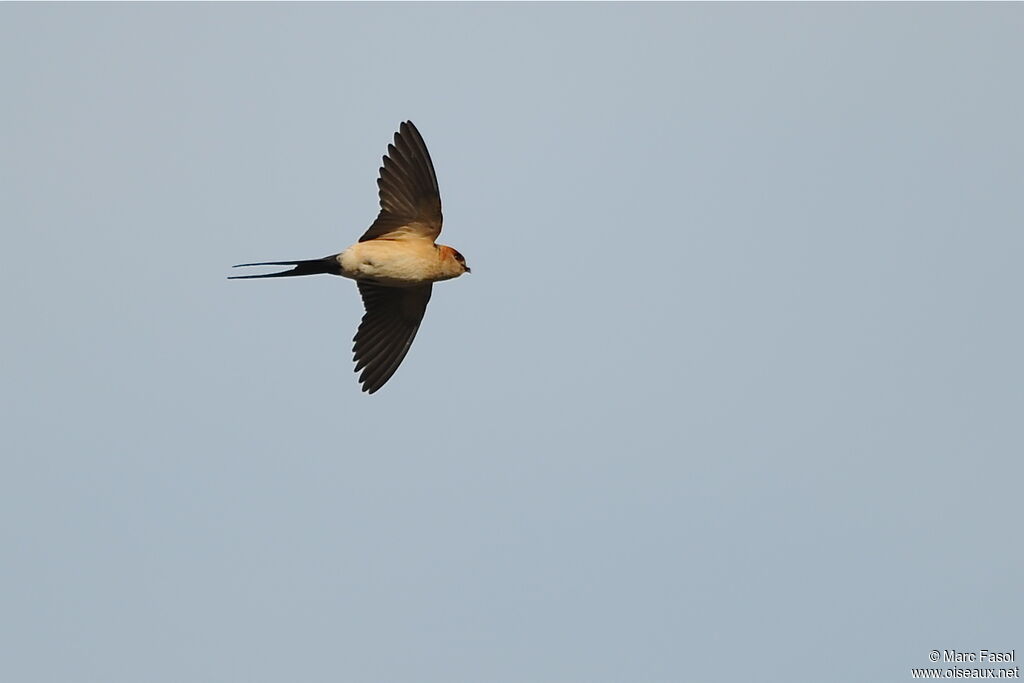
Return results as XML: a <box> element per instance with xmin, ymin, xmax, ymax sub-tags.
<box><xmin>337</xmin><ymin>241</ymin><xmax>452</xmax><ymax>286</ymax></box>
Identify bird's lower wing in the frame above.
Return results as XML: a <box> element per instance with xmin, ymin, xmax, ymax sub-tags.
<box><xmin>352</xmin><ymin>282</ymin><xmax>433</xmax><ymax>394</ymax></box>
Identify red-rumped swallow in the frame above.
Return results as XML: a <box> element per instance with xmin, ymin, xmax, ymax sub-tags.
<box><xmin>230</xmin><ymin>121</ymin><xmax>469</xmax><ymax>394</ymax></box>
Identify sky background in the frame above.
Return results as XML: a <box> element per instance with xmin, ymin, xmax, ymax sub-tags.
<box><xmin>2</xmin><ymin>4</ymin><xmax>1022</xmax><ymax>682</ymax></box>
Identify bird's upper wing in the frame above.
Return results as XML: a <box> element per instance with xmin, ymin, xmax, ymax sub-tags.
<box><xmin>352</xmin><ymin>282</ymin><xmax>433</xmax><ymax>394</ymax></box>
<box><xmin>359</xmin><ymin>121</ymin><xmax>443</xmax><ymax>243</ymax></box>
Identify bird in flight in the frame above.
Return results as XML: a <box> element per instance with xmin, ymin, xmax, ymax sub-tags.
<box><xmin>230</xmin><ymin>121</ymin><xmax>469</xmax><ymax>394</ymax></box>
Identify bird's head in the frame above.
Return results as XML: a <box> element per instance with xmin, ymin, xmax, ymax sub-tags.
<box><xmin>439</xmin><ymin>245</ymin><xmax>471</xmax><ymax>276</ymax></box>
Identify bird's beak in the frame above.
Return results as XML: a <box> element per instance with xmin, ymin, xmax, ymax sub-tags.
<box><xmin>465</xmin><ymin>267</ymin><xmax>472</xmax><ymax>274</ymax></box>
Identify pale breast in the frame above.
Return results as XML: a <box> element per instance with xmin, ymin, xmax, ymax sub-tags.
<box><xmin>338</xmin><ymin>239</ymin><xmax>445</xmax><ymax>286</ymax></box>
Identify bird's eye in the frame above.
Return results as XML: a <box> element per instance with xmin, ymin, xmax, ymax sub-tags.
<box><xmin>453</xmin><ymin>250</ymin><xmax>465</xmax><ymax>263</ymax></box>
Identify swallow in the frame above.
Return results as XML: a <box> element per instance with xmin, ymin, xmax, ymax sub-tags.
<box><xmin>230</xmin><ymin>121</ymin><xmax>469</xmax><ymax>394</ymax></box>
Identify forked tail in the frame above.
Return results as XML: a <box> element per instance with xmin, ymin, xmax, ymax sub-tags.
<box><xmin>228</xmin><ymin>256</ymin><xmax>340</xmax><ymax>279</ymax></box>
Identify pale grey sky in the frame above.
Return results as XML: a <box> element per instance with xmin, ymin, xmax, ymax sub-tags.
<box><xmin>2</xmin><ymin>4</ymin><xmax>1022</xmax><ymax>682</ymax></box>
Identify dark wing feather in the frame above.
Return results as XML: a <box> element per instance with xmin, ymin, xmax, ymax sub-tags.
<box><xmin>352</xmin><ymin>282</ymin><xmax>433</xmax><ymax>394</ymax></box>
<box><xmin>359</xmin><ymin>121</ymin><xmax>443</xmax><ymax>242</ymax></box>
